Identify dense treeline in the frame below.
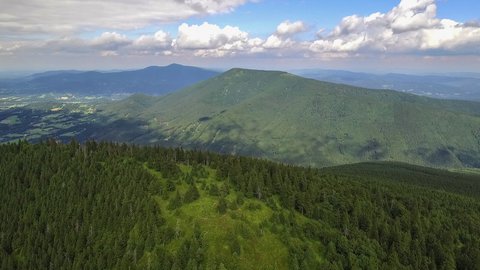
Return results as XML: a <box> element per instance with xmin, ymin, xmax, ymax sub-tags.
<box><xmin>324</xmin><ymin>162</ymin><xmax>480</xmax><ymax>199</ymax></box>
<box><xmin>0</xmin><ymin>140</ymin><xmax>168</xmax><ymax>269</ymax></box>
<box><xmin>0</xmin><ymin>140</ymin><xmax>479</xmax><ymax>269</ymax></box>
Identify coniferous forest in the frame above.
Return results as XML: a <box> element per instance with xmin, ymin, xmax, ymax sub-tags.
<box><xmin>1</xmin><ymin>140</ymin><xmax>480</xmax><ymax>269</ymax></box>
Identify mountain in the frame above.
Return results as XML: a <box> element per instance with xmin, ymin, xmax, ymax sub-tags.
<box><xmin>1</xmin><ymin>142</ymin><xmax>479</xmax><ymax>269</ymax></box>
<box><xmin>438</xmin><ymin>72</ymin><xmax>480</xmax><ymax>79</ymax></box>
<box><xmin>297</xmin><ymin>69</ymin><xmax>480</xmax><ymax>101</ymax></box>
<box><xmin>3</xmin><ymin>64</ymin><xmax>219</xmax><ymax>95</ymax></box>
<box><xmin>26</xmin><ymin>70</ymin><xmax>85</xmax><ymax>79</ymax></box>
<box><xmin>100</xmin><ymin>68</ymin><xmax>480</xmax><ymax>168</ymax></box>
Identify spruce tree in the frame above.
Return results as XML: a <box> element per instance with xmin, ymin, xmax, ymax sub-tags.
<box><xmin>184</xmin><ymin>184</ymin><xmax>200</xmax><ymax>203</ymax></box>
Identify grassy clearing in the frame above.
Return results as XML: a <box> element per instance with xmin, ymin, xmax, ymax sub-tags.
<box><xmin>144</xmin><ymin>163</ymin><xmax>291</xmax><ymax>269</ymax></box>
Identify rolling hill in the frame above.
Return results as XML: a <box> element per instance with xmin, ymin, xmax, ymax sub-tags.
<box><xmin>2</xmin><ymin>64</ymin><xmax>219</xmax><ymax>95</ymax></box>
<box><xmin>100</xmin><ymin>68</ymin><xmax>480</xmax><ymax>168</ymax></box>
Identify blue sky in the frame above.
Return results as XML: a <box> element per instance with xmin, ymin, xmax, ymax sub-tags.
<box><xmin>88</xmin><ymin>0</ymin><xmax>480</xmax><ymax>40</ymax></box>
<box><xmin>1</xmin><ymin>0</ymin><xmax>479</xmax><ymax>73</ymax></box>
<box><xmin>182</xmin><ymin>1</ymin><xmax>401</xmax><ymax>36</ymax></box>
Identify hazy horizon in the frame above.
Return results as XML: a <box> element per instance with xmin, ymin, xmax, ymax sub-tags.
<box><xmin>2</xmin><ymin>63</ymin><xmax>480</xmax><ymax>80</ymax></box>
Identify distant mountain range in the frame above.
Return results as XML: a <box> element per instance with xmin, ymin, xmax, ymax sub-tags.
<box><xmin>0</xmin><ymin>64</ymin><xmax>219</xmax><ymax>95</ymax></box>
<box><xmin>296</xmin><ymin>69</ymin><xmax>480</xmax><ymax>101</ymax></box>
<box><xmin>97</xmin><ymin>68</ymin><xmax>480</xmax><ymax>168</ymax></box>
<box><xmin>2</xmin><ymin>64</ymin><xmax>480</xmax><ymax>102</ymax></box>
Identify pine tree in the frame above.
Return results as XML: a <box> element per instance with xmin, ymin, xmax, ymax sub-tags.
<box><xmin>166</xmin><ymin>179</ymin><xmax>176</xmax><ymax>192</ymax></box>
<box><xmin>184</xmin><ymin>184</ymin><xmax>200</xmax><ymax>203</ymax></box>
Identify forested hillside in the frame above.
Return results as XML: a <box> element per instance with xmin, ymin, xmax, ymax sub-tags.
<box><xmin>2</xmin><ymin>68</ymin><xmax>480</xmax><ymax>169</ymax></box>
<box><xmin>101</xmin><ymin>68</ymin><xmax>480</xmax><ymax>168</ymax></box>
<box><xmin>1</xmin><ymin>141</ymin><xmax>479</xmax><ymax>269</ymax></box>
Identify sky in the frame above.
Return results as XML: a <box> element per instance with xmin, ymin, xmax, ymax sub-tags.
<box><xmin>0</xmin><ymin>0</ymin><xmax>479</xmax><ymax>73</ymax></box>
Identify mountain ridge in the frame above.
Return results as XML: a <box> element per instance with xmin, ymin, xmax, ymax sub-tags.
<box><xmin>3</xmin><ymin>64</ymin><xmax>219</xmax><ymax>95</ymax></box>
<box><xmin>99</xmin><ymin>68</ymin><xmax>480</xmax><ymax>168</ymax></box>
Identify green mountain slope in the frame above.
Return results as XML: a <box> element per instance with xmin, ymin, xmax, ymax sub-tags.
<box><xmin>1</xmin><ymin>142</ymin><xmax>479</xmax><ymax>269</ymax></box>
<box><xmin>103</xmin><ymin>68</ymin><xmax>480</xmax><ymax>168</ymax></box>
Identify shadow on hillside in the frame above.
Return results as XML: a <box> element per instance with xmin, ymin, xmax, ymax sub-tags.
<box><xmin>408</xmin><ymin>147</ymin><xmax>480</xmax><ymax>168</ymax></box>
<box><xmin>0</xmin><ymin>108</ymin><xmax>167</xmax><ymax>144</ymax></box>
<box><xmin>3</xmin><ymin>107</ymin><xmax>478</xmax><ymax>169</ymax></box>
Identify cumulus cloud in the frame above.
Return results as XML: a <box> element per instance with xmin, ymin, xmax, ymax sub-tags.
<box><xmin>132</xmin><ymin>31</ymin><xmax>172</xmax><ymax>53</ymax></box>
<box><xmin>175</xmin><ymin>22</ymin><xmax>249</xmax><ymax>49</ymax></box>
<box><xmin>276</xmin><ymin>20</ymin><xmax>307</xmax><ymax>37</ymax></box>
<box><xmin>263</xmin><ymin>35</ymin><xmax>285</xmax><ymax>49</ymax></box>
<box><xmin>2</xmin><ymin>22</ymin><xmax>264</xmax><ymax>58</ymax></box>
<box><xmin>309</xmin><ymin>0</ymin><xmax>480</xmax><ymax>55</ymax></box>
<box><xmin>160</xmin><ymin>20</ymin><xmax>305</xmax><ymax>58</ymax></box>
<box><xmin>263</xmin><ymin>20</ymin><xmax>306</xmax><ymax>49</ymax></box>
<box><xmin>2</xmin><ymin>0</ymin><xmax>480</xmax><ymax>64</ymax></box>
<box><xmin>389</xmin><ymin>0</ymin><xmax>438</xmax><ymax>32</ymax></box>
<box><xmin>0</xmin><ymin>0</ymin><xmax>252</xmax><ymax>37</ymax></box>
<box><xmin>91</xmin><ymin>32</ymin><xmax>130</xmax><ymax>51</ymax></box>
<box><xmin>174</xmin><ymin>22</ymin><xmax>264</xmax><ymax>57</ymax></box>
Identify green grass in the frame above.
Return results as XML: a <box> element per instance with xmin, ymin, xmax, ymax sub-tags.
<box><xmin>144</xmin><ymin>163</ymin><xmax>293</xmax><ymax>269</ymax></box>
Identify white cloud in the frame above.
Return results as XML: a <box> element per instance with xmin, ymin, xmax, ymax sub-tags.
<box><xmin>175</xmin><ymin>22</ymin><xmax>249</xmax><ymax>49</ymax></box>
<box><xmin>92</xmin><ymin>32</ymin><xmax>130</xmax><ymax>50</ymax></box>
<box><xmin>309</xmin><ymin>0</ymin><xmax>480</xmax><ymax>56</ymax></box>
<box><xmin>0</xmin><ymin>42</ymin><xmax>22</xmax><ymax>56</ymax></box>
<box><xmin>174</xmin><ymin>0</ymin><xmax>252</xmax><ymax>13</ymax></box>
<box><xmin>389</xmin><ymin>0</ymin><xmax>438</xmax><ymax>32</ymax></box>
<box><xmin>2</xmin><ymin>0</ymin><xmax>480</xmax><ymax>66</ymax></box>
<box><xmin>35</xmin><ymin>33</ymin><xmax>136</xmax><ymax>56</ymax></box>
<box><xmin>263</xmin><ymin>35</ymin><xmax>296</xmax><ymax>49</ymax></box>
<box><xmin>100</xmin><ymin>51</ymin><xmax>119</xmax><ymax>57</ymax></box>
<box><xmin>3</xmin><ymin>23</ymin><xmax>262</xmax><ymax>58</ymax></box>
<box><xmin>0</xmin><ymin>0</ymin><xmax>252</xmax><ymax>37</ymax></box>
<box><xmin>262</xmin><ymin>20</ymin><xmax>306</xmax><ymax>49</ymax></box>
<box><xmin>173</xmin><ymin>22</ymin><xmax>265</xmax><ymax>57</ymax></box>
<box><xmin>132</xmin><ymin>31</ymin><xmax>172</xmax><ymax>54</ymax></box>
<box><xmin>263</xmin><ymin>35</ymin><xmax>284</xmax><ymax>49</ymax></box>
<box><xmin>276</xmin><ymin>20</ymin><xmax>307</xmax><ymax>37</ymax></box>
